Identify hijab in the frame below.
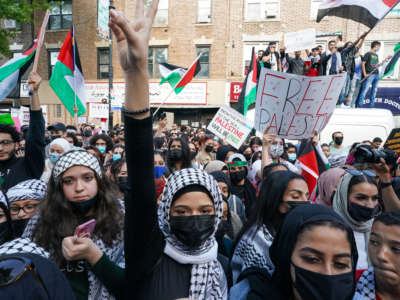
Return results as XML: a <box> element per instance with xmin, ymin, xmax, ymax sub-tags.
<box><xmin>316</xmin><ymin>168</ymin><xmax>346</xmax><ymax>208</ymax></box>
<box><xmin>49</xmin><ymin>138</ymin><xmax>72</xmax><ymax>154</ymax></box>
<box><xmin>269</xmin><ymin>204</ymin><xmax>358</xmax><ymax>299</ymax></box>
<box><xmin>158</xmin><ymin>168</ymin><xmax>227</xmax><ymax>300</ymax></box>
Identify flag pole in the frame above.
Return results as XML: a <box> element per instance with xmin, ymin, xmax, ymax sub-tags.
<box><xmin>72</xmin><ymin>27</ymin><xmax>78</xmax><ymax>127</ymax></box>
<box><xmin>152</xmin><ymin>53</ymin><xmax>202</xmax><ymax>117</ymax></box>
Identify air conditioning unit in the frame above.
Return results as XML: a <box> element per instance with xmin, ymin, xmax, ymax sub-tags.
<box><xmin>198</xmin><ymin>14</ymin><xmax>211</xmax><ymax>23</ymax></box>
<box><xmin>265</xmin><ymin>3</ymin><xmax>279</xmax><ymax>18</ymax></box>
<box><xmin>3</xmin><ymin>19</ymin><xmax>16</xmax><ymax>29</ymax></box>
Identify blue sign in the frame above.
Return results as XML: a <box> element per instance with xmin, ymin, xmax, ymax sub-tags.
<box><xmin>361</xmin><ymin>88</ymin><xmax>400</xmax><ymax>114</ymax></box>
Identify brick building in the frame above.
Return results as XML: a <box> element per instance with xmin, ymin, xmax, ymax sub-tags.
<box><xmin>3</xmin><ymin>0</ymin><xmax>400</xmax><ymax>127</ymax></box>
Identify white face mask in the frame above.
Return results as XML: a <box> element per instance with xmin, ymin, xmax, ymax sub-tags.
<box><xmin>269</xmin><ymin>144</ymin><xmax>284</xmax><ymax>158</ymax></box>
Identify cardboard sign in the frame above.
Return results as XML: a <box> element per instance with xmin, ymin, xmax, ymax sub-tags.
<box><xmin>254</xmin><ymin>69</ymin><xmax>346</xmax><ymax>140</ymax></box>
<box><xmin>384</xmin><ymin>128</ymin><xmax>400</xmax><ymax>153</ymax></box>
<box><xmin>207</xmin><ymin>105</ymin><xmax>252</xmax><ymax>149</ymax></box>
<box><xmin>284</xmin><ymin>28</ymin><xmax>316</xmax><ymax>53</ymax></box>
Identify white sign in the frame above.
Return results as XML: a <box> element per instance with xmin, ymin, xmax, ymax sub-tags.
<box><xmin>254</xmin><ymin>69</ymin><xmax>346</xmax><ymax>140</ymax></box>
<box><xmin>85</xmin><ymin>82</ymin><xmax>125</xmax><ymax>109</ymax></box>
<box><xmin>150</xmin><ymin>82</ymin><xmax>207</xmax><ymax>105</ymax></box>
<box><xmin>208</xmin><ymin>105</ymin><xmax>253</xmax><ymax>149</ymax></box>
<box><xmin>89</xmin><ymin>103</ymin><xmax>109</xmax><ymax>119</ymax></box>
<box><xmin>284</xmin><ymin>28</ymin><xmax>316</xmax><ymax>53</ymax></box>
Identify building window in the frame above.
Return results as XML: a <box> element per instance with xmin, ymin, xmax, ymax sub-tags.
<box><xmin>48</xmin><ymin>0</ymin><xmax>73</xmax><ymax>30</ymax></box>
<box><xmin>389</xmin><ymin>3</ymin><xmax>400</xmax><ymax>17</ymax></box>
<box><xmin>242</xmin><ymin>43</ymin><xmax>268</xmax><ymax>76</ymax></box>
<box><xmin>2</xmin><ymin>20</ymin><xmax>21</xmax><ymax>30</ymax></box>
<box><xmin>198</xmin><ymin>0</ymin><xmax>212</xmax><ymax>23</ymax></box>
<box><xmin>245</xmin><ymin>0</ymin><xmax>280</xmax><ymax>20</ymax></box>
<box><xmin>148</xmin><ymin>0</ymin><xmax>168</xmax><ymax>26</ymax></box>
<box><xmin>48</xmin><ymin>49</ymin><xmax>60</xmax><ymax>78</ymax></box>
<box><xmin>310</xmin><ymin>0</ymin><xmax>322</xmax><ymax>20</ymax></box>
<box><xmin>148</xmin><ymin>47</ymin><xmax>168</xmax><ymax>78</ymax></box>
<box><xmin>196</xmin><ymin>46</ymin><xmax>210</xmax><ymax>78</ymax></box>
<box><xmin>97</xmin><ymin>48</ymin><xmax>110</xmax><ymax>79</ymax></box>
<box><xmin>56</xmin><ymin>104</ymin><xmax>62</xmax><ymax>118</ymax></box>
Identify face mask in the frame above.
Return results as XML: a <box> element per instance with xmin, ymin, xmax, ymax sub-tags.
<box><xmin>170</xmin><ymin>215</ymin><xmax>216</xmax><ymax>248</ymax></box>
<box><xmin>334</xmin><ymin>137</ymin><xmax>343</xmax><ymax>146</ymax></box>
<box><xmin>113</xmin><ymin>154</ymin><xmax>122</xmax><ymax>161</ymax></box>
<box><xmin>168</xmin><ymin>149</ymin><xmax>183</xmax><ymax>161</ymax></box>
<box><xmin>205</xmin><ymin>145</ymin><xmax>214</xmax><ymax>153</ymax></box>
<box><xmin>97</xmin><ymin>145</ymin><xmax>106</xmax><ymax>154</ymax></box>
<box><xmin>83</xmin><ymin>130</ymin><xmax>92</xmax><ymax>137</ymax></box>
<box><xmin>293</xmin><ymin>263</ymin><xmax>354</xmax><ymax>300</ymax></box>
<box><xmin>269</xmin><ymin>144</ymin><xmax>284</xmax><ymax>157</ymax></box>
<box><xmin>286</xmin><ymin>201</ymin><xmax>307</xmax><ymax>212</ymax></box>
<box><xmin>189</xmin><ymin>151</ymin><xmax>197</xmax><ymax>160</ymax></box>
<box><xmin>154</xmin><ymin>166</ymin><xmax>167</xmax><ymax>179</ymax></box>
<box><xmin>49</xmin><ymin>154</ymin><xmax>60</xmax><ymax>164</ymax></box>
<box><xmin>117</xmin><ymin>176</ymin><xmax>129</xmax><ymax>194</ymax></box>
<box><xmin>348</xmin><ymin>202</ymin><xmax>380</xmax><ymax>222</ymax></box>
<box><xmin>288</xmin><ymin>153</ymin><xmax>297</xmax><ymax>162</ymax></box>
<box><xmin>230</xmin><ymin>170</ymin><xmax>246</xmax><ymax>184</ymax></box>
<box><xmin>70</xmin><ymin>197</ymin><xmax>97</xmax><ymax>217</ymax></box>
<box><xmin>76</xmin><ymin>142</ymin><xmax>83</xmax><ymax>147</ymax></box>
<box><xmin>244</xmin><ymin>153</ymin><xmax>252</xmax><ymax>161</ymax></box>
<box><xmin>12</xmin><ymin>219</ymin><xmax>29</xmax><ymax>237</ymax></box>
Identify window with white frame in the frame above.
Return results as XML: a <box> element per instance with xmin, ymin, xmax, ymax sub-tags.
<box><xmin>243</xmin><ymin>43</ymin><xmax>269</xmax><ymax>75</ymax></box>
<box><xmin>198</xmin><ymin>0</ymin><xmax>212</xmax><ymax>23</ymax></box>
<box><xmin>245</xmin><ymin>0</ymin><xmax>280</xmax><ymax>21</ymax></box>
<box><xmin>155</xmin><ymin>0</ymin><xmax>169</xmax><ymax>25</ymax></box>
<box><xmin>148</xmin><ymin>47</ymin><xmax>168</xmax><ymax>78</ymax></box>
<box><xmin>48</xmin><ymin>49</ymin><xmax>60</xmax><ymax>78</ymax></box>
<box><xmin>362</xmin><ymin>41</ymin><xmax>399</xmax><ymax>80</ymax></box>
<box><xmin>389</xmin><ymin>3</ymin><xmax>400</xmax><ymax>17</ymax></box>
<box><xmin>310</xmin><ymin>0</ymin><xmax>322</xmax><ymax>20</ymax></box>
<box><xmin>48</xmin><ymin>0</ymin><xmax>72</xmax><ymax>30</ymax></box>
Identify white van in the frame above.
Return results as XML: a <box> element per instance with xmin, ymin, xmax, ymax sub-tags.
<box><xmin>246</xmin><ymin>108</ymin><xmax>395</xmax><ymax>146</ymax></box>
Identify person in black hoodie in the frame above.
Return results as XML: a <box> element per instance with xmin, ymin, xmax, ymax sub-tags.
<box><xmin>0</xmin><ymin>72</ymin><xmax>45</xmax><ymax>191</ymax></box>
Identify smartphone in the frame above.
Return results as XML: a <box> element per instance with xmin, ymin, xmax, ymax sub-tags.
<box><xmin>74</xmin><ymin>219</ymin><xmax>96</xmax><ymax>239</ymax></box>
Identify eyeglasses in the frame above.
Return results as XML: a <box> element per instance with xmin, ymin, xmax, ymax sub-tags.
<box><xmin>345</xmin><ymin>168</ymin><xmax>376</xmax><ymax>177</ymax></box>
<box><xmin>0</xmin><ymin>257</ymin><xmax>44</xmax><ymax>288</ymax></box>
<box><xmin>9</xmin><ymin>204</ymin><xmax>39</xmax><ymax>216</ymax></box>
<box><xmin>0</xmin><ymin>140</ymin><xmax>14</xmax><ymax>147</ymax></box>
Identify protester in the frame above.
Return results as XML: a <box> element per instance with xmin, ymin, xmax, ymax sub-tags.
<box><xmin>348</xmin><ymin>48</ymin><xmax>364</xmax><ymax>107</ymax></box>
<box><xmin>330</xmin><ymin>131</ymin><xmax>349</xmax><ymax>156</ymax></box>
<box><xmin>89</xmin><ymin>134</ymin><xmax>113</xmax><ymax>165</ymax></box>
<box><xmin>261</xmin><ymin>42</ymin><xmax>282</xmax><ymax>72</ymax></box>
<box><xmin>110</xmin><ymin>158</ymin><xmax>128</xmax><ymax>198</ymax></box>
<box><xmin>111</xmin><ymin>144</ymin><xmax>125</xmax><ymax>161</ymax></box>
<box><xmin>188</xmin><ymin>142</ymin><xmax>200</xmax><ymax>168</ymax></box>
<box><xmin>84</xmin><ymin>145</ymin><xmax>103</xmax><ymax>164</ymax></box>
<box><xmin>285</xmin><ymin>143</ymin><xmax>297</xmax><ymax>164</ymax></box>
<box><xmin>285</xmin><ymin>50</ymin><xmax>305</xmax><ymax>75</ymax></box>
<box><xmin>48</xmin><ymin>122</ymin><xmax>67</xmax><ymax>140</ymax></box>
<box><xmin>305</xmin><ymin>47</ymin><xmax>321</xmax><ymax>76</ymax></box>
<box><xmin>65</xmin><ymin>132</ymin><xmax>78</xmax><ymax>147</ymax></box>
<box><xmin>196</xmin><ymin>136</ymin><xmax>217</xmax><ymax>166</ymax></box>
<box><xmin>0</xmin><ymin>191</ymin><xmax>13</xmax><ymax>245</ymax></box>
<box><xmin>321</xmin><ymin>143</ymin><xmax>331</xmax><ymax>158</ymax></box>
<box><xmin>249</xmin><ymin>137</ymin><xmax>262</xmax><ymax>153</ymax></box>
<box><xmin>167</xmin><ymin>137</ymin><xmax>191</xmax><ymax>172</ymax></box>
<box><xmin>320</xmin><ymin>40</ymin><xmax>343</xmax><ymax>75</ymax></box>
<box><xmin>262</xmin><ymin>133</ymin><xmax>298</xmax><ymax>173</ymax></box>
<box><xmin>372</xmin><ymin>137</ymin><xmax>383</xmax><ymax>150</ymax></box>
<box><xmin>216</xmin><ymin>145</ymin><xmax>236</xmax><ymax>164</ymax></box>
<box><xmin>41</xmin><ymin>138</ymin><xmax>72</xmax><ymax>183</ymax></box>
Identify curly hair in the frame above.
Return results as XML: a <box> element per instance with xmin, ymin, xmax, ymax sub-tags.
<box><xmin>31</xmin><ymin>170</ymin><xmax>124</xmax><ymax>265</ymax></box>
<box><xmin>0</xmin><ymin>124</ymin><xmax>20</xmax><ymax>143</ymax></box>
<box><xmin>89</xmin><ymin>134</ymin><xmax>113</xmax><ymax>152</ymax></box>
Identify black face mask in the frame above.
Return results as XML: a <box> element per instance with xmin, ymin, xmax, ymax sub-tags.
<box><xmin>51</xmin><ymin>135</ymin><xmax>61</xmax><ymax>140</ymax></box>
<box><xmin>168</xmin><ymin>149</ymin><xmax>183</xmax><ymax>162</ymax></box>
<box><xmin>293</xmin><ymin>264</ymin><xmax>354</xmax><ymax>300</ymax></box>
<box><xmin>230</xmin><ymin>170</ymin><xmax>246</xmax><ymax>184</ymax></box>
<box><xmin>190</xmin><ymin>151</ymin><xmax>197</xmax><ymax>160</ymax></box>
<box><xmin>76</xmin><ymin>141</ymin><xmax>83</xmax><ymax>147</ymax></box>
<box><xmin>83</xmin><ymin>130</ymin><xmax>92</xmax><ymax>137</ymax></box>
<box><xmin>348</xmin><ymin>202</ymin><xmax>380</xmax><ymax>222</ymax></box>
<box><xmin>0</xmin><ymin>222</ymin><xmax>11</xmax><ymax>245</ymax></box>
<box><xmin>286</xmin><ymin>201</ymin><xmax>308</xmax><ymax>212</ymax></box>
<box><xmin>243</xmin><ymin>153</ymin><xmax>252</xmax><ymax>161</ymax></box>
<box><xmin>205</xmin><ymin>145</ymin><xmax>214</xmax><ymax>153</ymax></box>
<box><xmin>170</xmin><ymin>215</ymin><xmax>215</xmax><ymax>248</ymax></box>
<box><xmin>12</xmin><ymin>219</ymin><xmax>29</xmax><ymax>237</ymax></box>
<box><xmin>117</xmin><ymin>176</ymin><xmax>129</xmax><ymax>194</ymax></box>
<box><xmin>334</xmin><ymin>137</ymin><xmax>343</xmax><ymax>146</ymax></box>
<box><xmin>70</xmin><ymin>197</ymin><xmax>97</xmax><ymax>217</ymax></box>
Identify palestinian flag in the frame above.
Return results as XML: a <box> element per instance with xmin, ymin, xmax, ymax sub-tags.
<box><xmin>296</xmin><ymin>139</ymin><xmax>328</xmax><ymax>202</ymax></box>
<box><xmin>50</xmin><ymin>28</ymin><xmax>87</xmax><ymax>117</ymax></box>
<box><xmin>159</xmin><ymin>57</ymin><xmax>201</xmax><ymax>95</ymax></box>
<box><xmin>317</xmin><ymin>0</ymin><xmax>400</xmax><ymax>28</ymax></box>
<box><xmin>381</xmin><ymin>42</ymin><xmax>400</xmax><ymax>79</ymax></box>
<box><xmin>0</xmin><ymin>43</ymin><xmax>37</xmax><ymax>101</ymax></box>
<box><xmin>238</xmin><ymin>47</ymin><xmax>257</xmax><ymax>116</ymax></box>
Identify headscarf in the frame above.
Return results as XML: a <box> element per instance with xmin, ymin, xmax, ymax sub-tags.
<box><xmin>49</xmin><ymin>138</ymin><xmax>72</xmax><ymax>154</ymax></box>
<box><xmin>158</xmin><ymin>168</ymin><xmax>227</xmax><ymax>300</ymax></box>
<box><xmin>7</xmin><ymin>180</ymin><xmax>47</xmax><ymax>204</ymax></box>
<box><xmin>269</xmin><ymin>204</ymin><xmax>358</xmax><ymax>299</ymax></box>
<box><xmin>317</xmin><ymin>168</ymin><xmax>346</xmax><ymax>208</ymax></box>
<box><xmin>204</xmin><ymin>160</ymin><xmax>226</xmax><ymax>174</ymax></box>
<box><xmin>53</xmin><ymin>150</ymin><xmax>102</xmax><ymax>179</ymax></box>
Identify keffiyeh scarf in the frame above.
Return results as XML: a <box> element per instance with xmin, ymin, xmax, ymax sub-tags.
<box><xmin>159</xmin><ymin>168</ymin><xmax>227</xmax><ymax>300</ymax></box>
<box><xmin>353</xmin><ymin>268</ymin><xmax>376</xmax><ymax>300</ymax></box>
<box><xmin>53</xmin><ymin>150</ymin><xmax>102</xmax><ymax>179</ymax></box>
<box><xmin>231</xmin><ymin>224</ymin><xmax>275</xmax><ymax>284</ymax></box>
<box><xmin>7</xmin><ymin>179</ymin><xmax>47</xmax><ymax>203</ymax></box>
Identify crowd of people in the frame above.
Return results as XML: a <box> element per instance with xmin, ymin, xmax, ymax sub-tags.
<box><xmin>0</xmin><ymin>1</ymin><xmax>399</xmax><ymax>299</ymax></box>
<box><xmin>256</xmin><ymin>31</ymin><xmax>392</xmax><ymax>108</ymax></box>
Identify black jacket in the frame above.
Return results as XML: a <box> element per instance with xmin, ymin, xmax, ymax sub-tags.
<box><xmin>0</xmin><ymin>109</ymin><xmax>45</xmax><ymax>191</ymax></box>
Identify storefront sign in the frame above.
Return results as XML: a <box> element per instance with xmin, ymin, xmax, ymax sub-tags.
<box><xmin>230</xmin><ymin>82</ymin><xmax>243</xmax><ymax>103</ymax></box>
<box><xmin>361</xmin><ymin>88</ymin><xmax>400</xmax><ymax>115</ymax></box>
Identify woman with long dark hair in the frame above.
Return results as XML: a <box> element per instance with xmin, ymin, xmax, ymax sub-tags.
<box><xmin>231</xmin><ymin>170</ymin><xmax>309</xmax><ymax>284</ymax></box>
<box><xmin>23</xmin><ymin>150</ymin><xmax>125</xmax><ymax>300</ymax></box>
<box><xmin>166</xmin><ymin>137</ymin><xmax>191</xmax><ymax>172</ymax></box>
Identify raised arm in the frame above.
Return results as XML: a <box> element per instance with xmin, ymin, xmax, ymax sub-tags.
<box><xmin>109</xmin><ymin>0</ymin><xmax>162</xmax><ymax>285</ymax></box>
<box><xmin>261</xmin><ymin>130</ymin><xmax>275</xmax><ymax>175</ymax></box>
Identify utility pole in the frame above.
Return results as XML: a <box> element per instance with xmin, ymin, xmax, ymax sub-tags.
<box><xmin>108</xmin><ymin>0</ymin><xmax>114</xmax><ymax>131</ymax></box>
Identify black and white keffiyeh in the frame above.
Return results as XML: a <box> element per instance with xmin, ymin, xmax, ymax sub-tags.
<box><xmin>0</xmin><ymin>190</ymin><xmax>7</xmax><ymax>208</ymax></box>
<box><xmin>7</xmin><ymin>179</ymin><xmax>47</xmax><ymax>203</ymax></box>
<box><xmin>159</xmin><ymin>168</ymin><xmax>227</xmax><ymax>300</ymax></box>
<box><xmin>353</xmin><ymin>268</ymin><xmax>376</xmax><ymax>300</ymax></box>
<box><xmin>0</xmin><ymin>238</ymin><xmax>49</xmax><ymax>258</ymax></box>
<box><xmin>53</xmin><ymin>150</ymin><xmax>102</xmax><ymax>178</ymax></box>
<box><xmin>231</xmin><ymin>224</ymin><xmax>274</xmax><ymax>284</ymax></box>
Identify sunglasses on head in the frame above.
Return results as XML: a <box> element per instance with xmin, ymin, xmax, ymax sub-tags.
<box><xmin>345</xmin><ymin>168</ymin><xmax>376</xmax><ymax>177</ymax></box>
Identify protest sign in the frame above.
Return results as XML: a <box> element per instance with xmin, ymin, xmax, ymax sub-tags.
<box><xmin>384</xmin><ymin>128</ymin><xmax>400</xmax><ymax>153</ymax></box>
<box><xmin>284</xmin><ymin>28</ymin><xmax>316</xmax><ymax>53</ymax></box>
<box><xmin>207</xmin><ymin>105</ymin><xmax>252</xmax><ymax>149</ymax></box>
<box><xmin>254</xmin><ymin>69</ymin><xmax>346</xmax><ymax>140</ymax></box>
<box><xmin>89</xmin><ymin>103</ymin><xmax>109</xmax><ymax>119</ymax></box>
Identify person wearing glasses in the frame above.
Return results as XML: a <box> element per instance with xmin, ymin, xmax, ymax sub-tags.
<box><xmin>6</xmin><ymin>179</ymin><xmax>47</xmax><ymax>238</ymax></box>
<box><xmin>0</xmin><ymin>72</ymin><xmax>45</xmax><ymax>192</ymax></box>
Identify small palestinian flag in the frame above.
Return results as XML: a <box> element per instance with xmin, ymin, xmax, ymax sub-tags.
<box><xmin>238</xmin><ymin>47</ymin><xmax>257</xmax><ymax>116</ymax></box>
<box><xmin>50</xmin><ymin>28</ymin><xmax>87</xmax><ymax>117</ymax></box>
<box><xmin>159</xmin><ymin>57</ymin><xmax>201</xmax><ymax>95</ymax></box>
<box><xmin>381</xmin><ymin>42</ymin><xmax>400</xmax><ymax>79</ymax></box>
<box><xmin>0</xmin><ymin>43</ymin><xmax>37</xmax><ymax>101</ymax></box>
<box><xmin>317</xmin><ymin>0</ymin><xmax>400</xmax><ymax>28</ymax></box>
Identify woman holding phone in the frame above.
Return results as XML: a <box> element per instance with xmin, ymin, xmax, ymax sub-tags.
<box><xmin>23</xmin><ymin>150</ymin><xmax>125</xmax><ymax>300</ymax></box>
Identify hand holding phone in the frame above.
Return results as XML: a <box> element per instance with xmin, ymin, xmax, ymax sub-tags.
<box><xmin>74</xmin><ymin>219</ymin><xmax>96</xmax><ymax>239</ymax></box>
